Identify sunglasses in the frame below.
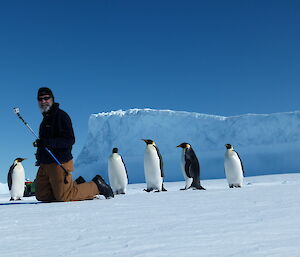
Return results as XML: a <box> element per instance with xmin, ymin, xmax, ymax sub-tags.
<box><xmin>38</xmin><ymin>96</ymin><xmax>52</xmax><ymax>101</ymax></box>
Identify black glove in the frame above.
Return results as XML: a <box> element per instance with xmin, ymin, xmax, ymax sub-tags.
<box><xmin>34</xmin><ymin>153</ymin><xmax>40</xmax><ymax>166</ymax></box>
<box><xmin>33</xmin><ymin>139</ymin><xmax>47</xmax><ymax>148</ymax></box>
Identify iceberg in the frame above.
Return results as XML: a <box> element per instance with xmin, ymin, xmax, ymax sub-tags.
<box><xmin>75</xmin><ymin>108</ymin><xmax>300</xmax><ymax>183</ymax></box>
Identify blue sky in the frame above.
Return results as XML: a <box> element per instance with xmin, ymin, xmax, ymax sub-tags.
<box><xmin>0</xmin><ymin>0</ymin><xmax>299</xmax><ymax>182</ymax></box>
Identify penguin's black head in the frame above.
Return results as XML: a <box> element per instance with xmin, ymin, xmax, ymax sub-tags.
<box><xmin>15</xmin><ymin>158</ymin><xmax>27</xmax><ymax>163</ymax></box>
<box><xmin>225</xmin><ymin>144</ymin><xmax>232</xmax><ymax>149</ymax></box>
<box><xmin>142</xmin><ymin>139</ymin><xmax>155</xmax><ymax>145</ymax></box>
<box><xmin>177</xmin><ymin>143</ymin><xmax>191</xmax><ymax>149</ymax></box>
<box><xmin>112</xmin><ymin>148</ymin><xmax>119</xmax><ymax>153</ymax></box>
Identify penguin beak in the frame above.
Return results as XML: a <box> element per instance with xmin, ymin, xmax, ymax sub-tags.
<box><xmin>176</xmin><ymin>144</ymin><xmax>181</xmax><ymax>148</ymax></box>
<box><xmin>142</xmin><ymin>139</ymin><xmax>149</xmax><ymax>145</ymax></box>
<box><xmin>16</xmin><ymin>158</ymin><xmax>27</xmax><ymax>162</ymax></box>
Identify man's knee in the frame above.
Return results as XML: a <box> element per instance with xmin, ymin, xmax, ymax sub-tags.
<box><xmin>35</xmin><ymin>189</ymin><xmax>54</xmax><ymax>202</ymax></box>
<box><xmin>53</xmin><ymin>194</ymin><xmax>69</xmax><ymax>202</ymax></box>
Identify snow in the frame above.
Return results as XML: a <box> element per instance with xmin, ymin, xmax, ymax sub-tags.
<box><xmin>75</xmin><ymin>108</ymin><xmax>300</xmax><ymax>183</ymax></box>
<box><xmin>1</xmin><ymin>173</ymin><xmax>300</xmax><ymax>257</ymax></box>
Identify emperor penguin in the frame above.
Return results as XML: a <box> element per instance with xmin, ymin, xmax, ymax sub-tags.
<box><xmin>108</xmin><ymin>148</ymin><xmax>128</xmax><ymax>194</ymax></box>
<box><xmin>177</xmin><ymin>143</ymin><xmax>206</xmax><ymax>190</ymax></box>
<box><xmin>7</xmin><ymin>158</ymin><xmax>26</xmax><ymax>201</ymax></box>
<box><xmin>224</xmin><ymin>144</ymin><xmax>244</xmax><ymax>188</ymax></box>
<box><xmin>142</xmin><ymin>139</ymin><xmax>167</xmax><ymax>192</ymax></box>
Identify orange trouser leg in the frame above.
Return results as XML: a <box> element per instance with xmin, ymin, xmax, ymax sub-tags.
<box><xmin>36</xmin><ymin>160</ymin><xmax>99</xmax><ymax>202</ymax></box>
<box><xmin>35</xmin><ymin>165</ymin><xmax>56</xmax><ymax>202</ymax></box>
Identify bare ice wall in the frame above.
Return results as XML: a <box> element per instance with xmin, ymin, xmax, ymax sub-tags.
<box><xmin>75</xmin><ymin>109</ymin><xmax>300</xmax><ymax>183</ymax></box>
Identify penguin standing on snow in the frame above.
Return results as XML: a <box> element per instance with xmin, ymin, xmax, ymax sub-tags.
<box><xmin>224</xmin><ymin>144</ymin><xmax>244</xmax><ymax>188</ymax></box>
<box><xmin>177</xmin><ymin>143</ymin><xmax>205</xmax><ymax>190</ymax></box>
<box><xmin>108</xmin><ymin>148</ymin><xmax>128</xmax><ymax>194</ymax></box>
<box><xmin>142</xmin><ymin>139</ymin><xmax>167</xmax><ymax>192</ymax></box>
<box><xmin>7</xmin><ymin>158</ymin><xmax>26</xmax><ymax>201</ymax></box>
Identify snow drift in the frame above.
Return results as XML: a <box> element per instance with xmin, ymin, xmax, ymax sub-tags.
<box><xmin>75</xmin><ymin>108</ymin><xmax>300</xmax><ymax>183</ymax></box>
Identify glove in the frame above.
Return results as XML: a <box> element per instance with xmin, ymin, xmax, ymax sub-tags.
<box><xmin>34</xmin><ymin>153</ymin><xmax>40</xmax><ymax>166</ymax></box>
<box><xmin>33</xmin><ymin>139</ymin><xmax>47</xmax><ymax>148</ymax></box>
<box><xmin>33</xmin><ymin>139</ymin><xmax>40</xmax><ymax>148</ymax></box>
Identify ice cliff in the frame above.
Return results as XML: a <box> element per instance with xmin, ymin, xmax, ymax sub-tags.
<box><xmin>75</xmin><ymin>108</ymin><xmax>300</xmax><ymax>183</ymax></box>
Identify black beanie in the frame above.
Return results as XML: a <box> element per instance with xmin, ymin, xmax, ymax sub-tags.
<box><xmin>37</xmin><ymin>87</ymin><xmax>54</xmax><ymax>101</ymax></box>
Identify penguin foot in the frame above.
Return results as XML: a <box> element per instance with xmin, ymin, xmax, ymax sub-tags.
<box><xmin>234</xmin><ymin>185</ymin><xmax>242</xmax><ymax>188</ymax></box>
<box><xmin>144</xmin><ymin>188</ymin><xmax>153</xmax><ymax>192</ymax></box>
<box><xmin>9</xmin><ymin>198</ymin><xmax>14</xmax><ymax>201</ymax></box>
<box><xmin>162</xmin><ymin>184</ymin><xmax>167</xmax><ymax>191</ymax></box>
<box><xmin>190</xmin><ymin>185</ymin><xmax>206</xmax><ymax>190</ymax></box>
<box><xmin>180</xmin><ymin>188</ymin><xmax>187</xmax><ymax>191</ymax></box>
<box><xmin>115</xmin><ymin>190</ymin><xmax>126</xmax><ymax>195</ymax></box>
<box><xmin>229</xmin><ymin>184</ymin><xmax>242</xmax><ymax>188</ymax></box>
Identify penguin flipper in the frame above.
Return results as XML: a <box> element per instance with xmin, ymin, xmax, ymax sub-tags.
<box><xmin>121</xmin><ymin>156</ymin><xmax>129</xmax><ymax>180</ymax></box>
<box><xmin>154</xmin><ymin>145</ymin><xmax>164</xmax><ymax>178</ymax></box>
<box><xmin>189</xmin><ymin>159</ymin><xmax>201</xmax><ymax>181</ymax></box>
<box><xmin>7</xmin><ymin>163</ymin><xmax>16</xmax><ymax>191</ymax></box>
<box><xmin>184</xmin><ymin>159</ymin><xmax>192</xmax><ymax>178</ymax></box>
<box><xmin>235</xmin><ymin>151</ymin><xmax>245</xmax><ymax>175</ymax></box>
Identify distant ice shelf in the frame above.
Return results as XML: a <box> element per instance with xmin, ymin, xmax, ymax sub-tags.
<box><xmin>75</xmin><ymin>108</ymin><xmax>300</xmax><ymax>183</ymax></box>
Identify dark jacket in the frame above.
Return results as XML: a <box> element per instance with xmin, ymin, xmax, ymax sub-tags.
<box><xmin>36</xmin><ymin>103</ymin><xmax>75</xmax><ymax>164</ymax></box>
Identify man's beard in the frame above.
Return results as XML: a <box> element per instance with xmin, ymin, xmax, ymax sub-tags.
<box><xmin>39</xmin><ymin>102</ymin><xmax>53</xmax><ymax>113</ymax></box>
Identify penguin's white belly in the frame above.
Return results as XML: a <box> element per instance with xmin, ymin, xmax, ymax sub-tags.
<box><xmin>224</xmin><ymin>154</ymin><xmax>243</xmax><ymax>186</ymax></box>
<box><xmin>108</xmin><ymin>156</ymin><xmax>128</xmax><ymax>194</ymax></box>
<box><xmin>181</xmin><ymin>152</ymin><xmax>193</xmax><ymax>188</ymax></box>
<box><xmin>10</xmin><ymin>165</ymin><xmax>25</xmax><ymax>200</ymax></box>
<box><xmin>144</xmin><ymin>148</ymin><xmax>162</xmax><ymax>190</ymax></box>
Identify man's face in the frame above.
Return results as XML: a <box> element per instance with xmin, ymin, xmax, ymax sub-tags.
<box><xmin>38</xmin><ymin>94</ymin><xmax>53</xmax><ymax>113</ymax></box>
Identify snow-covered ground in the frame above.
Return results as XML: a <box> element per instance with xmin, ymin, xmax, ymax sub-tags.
<box><xmin>1</xmin><ymin>173</ymin><xmax>300</xmax><ymax>257</ymax></box>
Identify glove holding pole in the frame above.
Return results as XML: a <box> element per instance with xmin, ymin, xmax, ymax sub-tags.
<box><xmin>13</xmin><ymin>107</ymin><xmax>69</xmax><ymax>184</ymax></box>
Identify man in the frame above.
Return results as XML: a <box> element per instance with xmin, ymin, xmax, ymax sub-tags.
<box><xmin>34</xmin><ymin>87</ymin><xmax>114</xmax><ymax>202</ymax></box>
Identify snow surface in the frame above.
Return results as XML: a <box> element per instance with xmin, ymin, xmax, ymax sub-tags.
<box><xmin>1</xmin><ymin>173</ymin><xmax>300</xmax><ymax>257</ymax></box>
<box><xmin>75</xmin><ymin>108</ymin><xmax>300</xmax><ymax>183</ymax></box>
